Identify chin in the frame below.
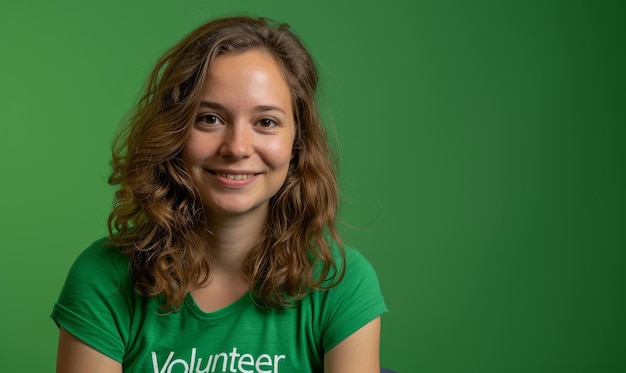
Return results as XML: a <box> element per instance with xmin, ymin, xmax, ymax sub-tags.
<box><xmin>204</xmin><ymin>201</ymin><xmax>268</xmax><ymax>219</ymax></box>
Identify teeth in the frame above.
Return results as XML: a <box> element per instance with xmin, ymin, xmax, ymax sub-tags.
<box><xmin>217</xmin><ymin>173</ymin><xmax>254</xmax><ymax>180</ymax></box>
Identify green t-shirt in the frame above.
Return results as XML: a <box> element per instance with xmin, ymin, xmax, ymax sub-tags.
<box><xmin>51</xmin><ymin>238</ymin><xmax>387</xmax><ymax>372</ymax></box>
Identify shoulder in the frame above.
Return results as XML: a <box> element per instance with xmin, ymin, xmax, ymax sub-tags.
<box><xmin>59</xmin><ymin>238</ymin><xmax>132</xmax><ymax>300</ymax></box>
<box><xmin>313</xmin><ymin>243</ymin><xmax>388</xmax><ymax>352</ymax></box>
<box><xmin>72</xmin><ymin>237</ymin><xmax>129</xmax><ymax>275</ymax></box>
<box><xmin>52</xmin><ymin>238</ymin><xmax>135</xmax><ymax>362</ymax></box>
<box><xmin>343</xmin><ymin>245</ymin><xmax>377</xmax><ymax>274</ymax></box>
<box><xmin>321</xmin><ymin>243</ymin><xmax>380</xmax><ymax>287</ymax></box>
<box><xmin>73</xmin><ymin>237</ymin><xmax>129</xmax><ymax>268</ymax></box>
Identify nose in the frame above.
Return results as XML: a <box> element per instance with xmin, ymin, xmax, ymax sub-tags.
<box><xmin>219</xmin><ymin>123</ymin><xmax>253</xmax><ymax>159</ymax></box>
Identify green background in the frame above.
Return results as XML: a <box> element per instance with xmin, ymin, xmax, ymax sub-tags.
<box><xmin>1</xmin><ymin>0</ymin><xmax>624</xmax><ymax>371</ymax></box>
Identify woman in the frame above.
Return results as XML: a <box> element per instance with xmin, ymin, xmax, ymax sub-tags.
<box><xmin>52</xmin><ymin>16</ymin><xmax>387</xmax><ymax>373</ymax></box>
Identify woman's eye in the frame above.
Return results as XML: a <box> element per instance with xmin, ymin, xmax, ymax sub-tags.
<box><xmin>258</xmin><ymin>118</ymin><xmax>278</xmax><ymax>128</ymax></box>
<box><xmin>197</xmin><ymin>114</ymin><xmax>222</xmax><ymax>125</ymax></box>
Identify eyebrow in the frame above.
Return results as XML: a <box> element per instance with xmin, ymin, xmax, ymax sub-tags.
<box><xmin>199</xmin><ymin>101</ymin><xmax>287</xmax><ymax>115</ymax></box>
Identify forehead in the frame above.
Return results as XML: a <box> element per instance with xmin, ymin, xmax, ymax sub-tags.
<box><xmin>200</xmin><ymin>50</ymin><xmax>294</xmax><ymax>107</ymax></box>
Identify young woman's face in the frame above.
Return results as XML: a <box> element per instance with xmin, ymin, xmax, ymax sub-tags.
<box><xmin>181</xmin><ymin>50</ymin><xmax>296</xmax><ymax>221</ymax></box>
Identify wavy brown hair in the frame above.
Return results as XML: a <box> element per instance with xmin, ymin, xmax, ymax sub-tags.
<box><xmin>107</xmin><ymin>16</ymin><xmax>344</xmax><ymax>310</ymax></box>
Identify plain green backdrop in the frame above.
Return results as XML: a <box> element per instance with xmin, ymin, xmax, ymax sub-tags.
<box><xmin>1</xmin><ymin>0</ymin><xmax>624</xmax><ymax>371</ymax></box>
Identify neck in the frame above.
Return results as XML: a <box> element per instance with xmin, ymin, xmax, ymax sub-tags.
<box><xmin>203</xmin><ymin>205</ymin><xmax>267</xmax><ymax>274</ymax></box>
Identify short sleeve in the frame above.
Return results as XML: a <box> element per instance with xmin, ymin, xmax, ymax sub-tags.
<box><xmin>320</xmin><ymin>246</ymin><xmax>388</xmax><ymax>352</ymax></box>
<box><xmin>51</xmin><ymin>238</ymin><xmax>132</xmax><ymax>362</ymax></box>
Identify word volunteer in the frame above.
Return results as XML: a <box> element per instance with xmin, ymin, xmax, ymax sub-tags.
<box><xmin>152</xmin><ymin>347</ymin><xmax>286</xmax><ymax>373</ymax></box>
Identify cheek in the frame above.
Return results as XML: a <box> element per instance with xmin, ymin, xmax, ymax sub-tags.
<box><xmin>267</xmin><ymin>137</ymin><xmax>296</xmax><ymax>167</ymax></box>
<box><xmin>181</xmin><ymin>133</ymin><xmax>213</xmax><ymax>164</ymax></box>
<box><xmin>179</xmin><ymin>146</ymin><xmax>196</xmax><ymax>169</ymax></box>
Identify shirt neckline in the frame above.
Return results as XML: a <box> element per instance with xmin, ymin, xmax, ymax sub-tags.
<box><xmin>183</xmin><ymin>291</ymin><xmax>255</xmax><ymax>321</ymax></box>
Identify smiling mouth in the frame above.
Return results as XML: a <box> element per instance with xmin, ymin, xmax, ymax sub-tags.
<box><xmin>215</xmin><ymin>172</ymin><xmax>256</xmax><ymax>180</ymax></box>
